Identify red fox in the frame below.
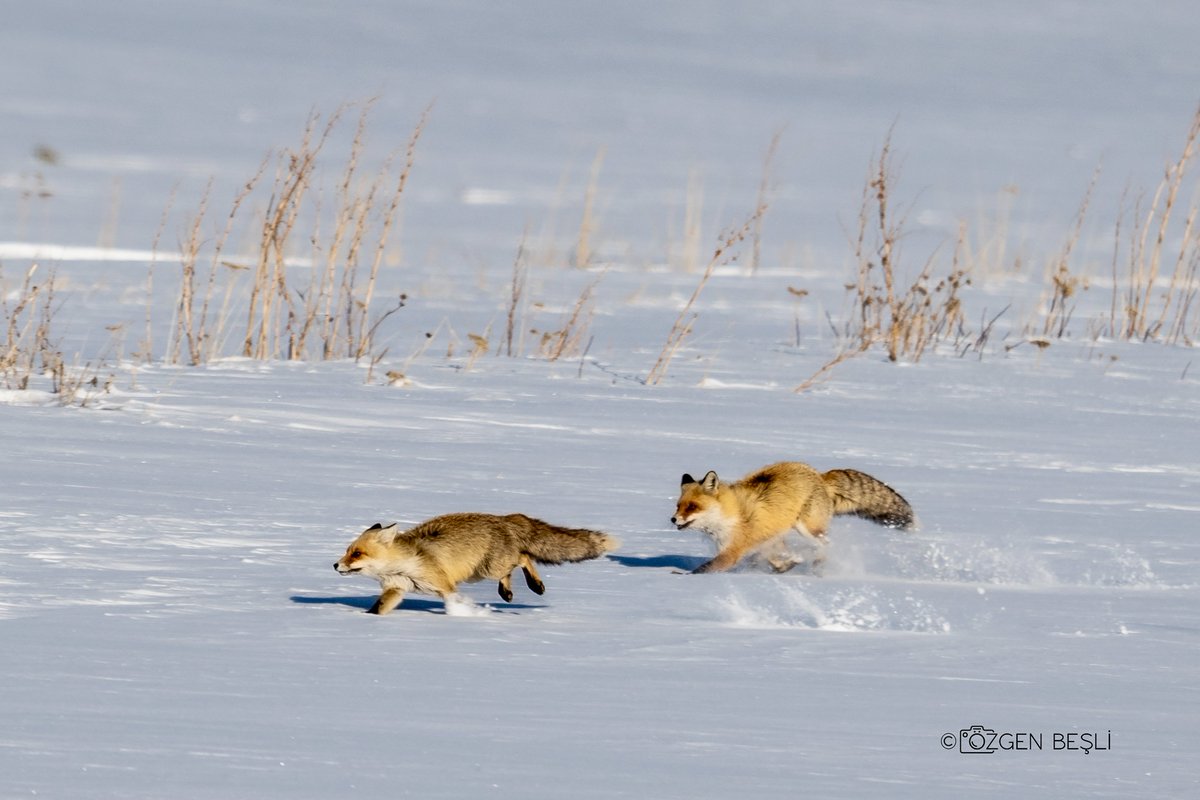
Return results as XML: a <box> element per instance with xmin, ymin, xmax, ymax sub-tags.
<box><xmin>671</xmin><ymin>461</ymin><xmax>914</xmax><ymax>573</ymax></box>
<box><xmin>334</xmin><ymin>513</ymin><xmax>620</xmax><ymax>614</ymax></box>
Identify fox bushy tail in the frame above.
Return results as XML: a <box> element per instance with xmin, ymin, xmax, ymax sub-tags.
<box><xmin>822</xmin><ymin>469</ymin><xmax>915</xmax><ymax>530</ymax></box>
<box><xmin>519</xmin><ymin>516</ymin><xmax>621</xmax><ymax>564</ymax></box>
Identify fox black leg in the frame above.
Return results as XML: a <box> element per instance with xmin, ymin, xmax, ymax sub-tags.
<box><xmin>497</xmin><ymin>574</ymin><xmax>515</xmax><ymax>603</ymax></box>
<box><xmin>521</xmin><ymin>565</ymin><xmax>546</xmax><ymax>595</ymax></box>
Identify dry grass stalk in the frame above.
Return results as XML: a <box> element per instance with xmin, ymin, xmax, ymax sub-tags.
<box><xmin>871</xmin><ymin>133</ymin><xmax>903</xmax><ymax>359</ymax></box>
<box><xmin>162</xmin><ymin>100</ymin><xmax>426</xmax><ymax>366</ymax></box>
<box><xmin>0</xmin><ymin>265</ymin><xmax>105</xmax><ymax>405</ymax></box>
<box><xmin>168</xmin><ymin>159</ymin><xmax>268</xmax><ymax>366</ymax></box>
<box><xmin>751</xmin><ymin>129</ymin><xmax>783</xmax><ymax>274</ymax></box>
<box><xmin>98</xmin><ymin>177</ymin><xmax>122</xmax><ymax>250</ymax></box>
<box><xmin>961</xmin><ymin>186</ymin><xmax>1021</xmax><ymax>278</ymax></box>
<box><xmin>1</xmin><ymin>264</ymin><xmax>44</xmax><ymax>389</ymax></box>
<box><xmin>466</xmin><ymin>332</ymin><xmax>490</xmax><ymax>370</ymax></box>
<box><xmin>539</xmin><ymin>279</ymin><xmax>600</xmax><ymax>361</ymax></box>
<box><xmin>574</xmin><ymin>146</ymin><xmax>605</xmax><ymax>268</ymax></box>
<box><xmin>505</xmin><ymin>228</ymin><xmax>530</xmax><ymax>357</ymax></box>
<box><xmin>172</xmin><ymin>180</ymin><xmax>211</xmax><ymax>364</ymax></box>
<box><xmin>201</xmin><ymin>163</ymin><xmax>267</xmax><ymax>360</ymax></box>
<box><xmin>347</xmin><ymin>102</ymin><xmax>430</xmax><ymax>360</ymax></box>
<box><xmin>239</xmin><ymin>107</ymin><xmax>346</xmax><ymax>360</ymax></box>
<box><xmin>1036</xmin><ymin>167</ymin><xmax>1098</xmax><ymax>339</ymax></box>
<box><xmin>141</xmin><ymin>187</ymin><xmax>176</xmax><ymax>362</ymax></box>
<box><xmin>839</xmin><ymin>131</ymin><xmax>973</xmax><ymax>365</ymax></box>
<box><xmin>305</xmin><ymin>102</ymin><xmax>375</xmax><ymax>359</ymax></box>
<box><xmin>794</xmin><ymin>341</ymin><xmax>870</xmax><ymax>393</ymax></box>
<box><xmin>647</xmin><ymin>202</ymin><xmax>767</xmax><ymax>385</ymax></box>
<box><xmin>680</xmin><ymin>169</ymin><xmax>704</xmax><ymax>272</ymax></box>
<box><xmin>1112</xmin><ymin>105</ymin><xmax>1200</xmax><ymax>341</ymax></box>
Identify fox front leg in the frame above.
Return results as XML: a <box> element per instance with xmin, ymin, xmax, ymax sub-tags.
<box><xmin>368</xmin><ymin>587</ymin><xmax>405</xmax><ymax>615</ymax></box>
<box><xmin>692</xmin><ymin>548</ymin><xmax>744</xmax><ymax>574</ymax></box>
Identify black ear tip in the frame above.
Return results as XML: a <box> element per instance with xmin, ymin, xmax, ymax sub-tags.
<box><xmin>681</xmin><ymin>473</ymin><xmax>696</xmax><ymax>486</ymax></box>
<box><xmin>367</xmin><ymin>522</ymin><xmax>383</xmax><ymax>531</ymax></box>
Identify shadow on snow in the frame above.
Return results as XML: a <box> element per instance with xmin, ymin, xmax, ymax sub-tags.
<box><xmin>289</xmin><ymin>594</ymin><xmax>543</xmax><ymax>613</ymax></box>
<box><xmin>607</xmin><ymin>553</ymin><xmax>706</xmax><ymax>571</ymax></box>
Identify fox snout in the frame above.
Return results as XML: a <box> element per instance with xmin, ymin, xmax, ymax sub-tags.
<box><xmin>334</xmin><ymin>553</ymin><xmax>366</xmax><ymax>574</ymax></box>
<box><xmin>672</xmin><ymin>498</ymin><xmax>703</xmax><ymax>530</ymax></box>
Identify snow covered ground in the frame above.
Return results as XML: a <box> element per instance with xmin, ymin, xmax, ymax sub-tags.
<box><xmin>3</xmin><ymin>2</ymin><xmax>1200</xmax><ymax>798</ymax></box>
<box><xmin>2</xmin><ymin>342</ymin><xmax>1197</xmax><ymax>798</ymax></box>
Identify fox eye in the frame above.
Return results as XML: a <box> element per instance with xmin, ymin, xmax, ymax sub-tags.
<box><xmin>683</xmin><ymin>503</ymin><xmax>698</xmax><ymax>515</ymax></box>
<box><xmin>350</xmin><ymin>549</ymin><xmax>363</xmax><ymax>559</ymax></box>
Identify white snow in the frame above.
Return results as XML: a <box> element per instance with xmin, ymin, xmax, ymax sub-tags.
<box><xmin>3</xmin><ymin>2</ymin><xmax>1199</xmax><ymax>799</ymax></box>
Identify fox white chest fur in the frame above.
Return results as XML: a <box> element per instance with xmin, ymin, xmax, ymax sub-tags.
<box><xmin>372</xmin><ymin>554</ymin><xmax>442</xmax><ymax>597</ymax></box>
<box><xmin>685</xmin><ymin>508</ymin><xmax>738</xmax><ymax>551</ymax></box>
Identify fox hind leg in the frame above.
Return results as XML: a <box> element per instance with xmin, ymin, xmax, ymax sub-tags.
<box><xmin>767</xmin><ymin>554</ymin><xmax>801</xmax><ymax>573</ymax></box>
<box><xmin>754</xmin><ymin>534</ymin><xmax>801</xmax><ymax>573</ymax></box>
<box><xmin>497</xmin><ymin>574</ymin><xmax>515</xmax><ymax>603</ymax></box>
<box><xmin>498</xmin><ymin>557</ymin><xmax>543</xmax><ymax>601</ymax></box>
<box><xmin>520</xmin><ymin>554</ymin><xmax>546</xmax><ymax>595</ymax></box>
<box><xmin>800</xmin><ymin>529</ymin><xmax>829</xmax><ymax>575</ymax></box>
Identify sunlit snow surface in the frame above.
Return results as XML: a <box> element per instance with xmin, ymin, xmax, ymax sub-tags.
<box><xmin>3</xmin><ymin>344</ymin><xmax>1196</xmax><ymax>798</ymax></box>
<box><xmin>3</xmin><ymin>1</ymin><xmax>1200</xmax><ymax>798</ymax></box>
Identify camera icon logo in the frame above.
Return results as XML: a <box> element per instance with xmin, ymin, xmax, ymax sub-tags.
<box><xmin>958</xmin><ymin>725</ymin><xmax>998</xmax><ymax>754</ymax></box>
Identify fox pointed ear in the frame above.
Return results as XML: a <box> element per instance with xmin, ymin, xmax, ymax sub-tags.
<box><xmin>680</xmin><ymin>473</ymin><xmax>697</xmax><ymax>487</ymax></box>
<box><xmin>366</xmin><ymin>522</ymin><xmax>397</xmax><ymax>541</ymax></box>
<box><xmin>700</xmin><ymin>471</ymin><xmax>720</xmax><ymax>492</ymax></box>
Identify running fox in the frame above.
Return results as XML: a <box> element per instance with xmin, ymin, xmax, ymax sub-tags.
<box><xmin>671</xmin><ymin>461</ymin><xmax>914</xmax><ymax>573</ymax></box>
<box><xmin>334</xmin><ymin>512</ymin><xmax>620</xmax><ymax>614</ymax></box>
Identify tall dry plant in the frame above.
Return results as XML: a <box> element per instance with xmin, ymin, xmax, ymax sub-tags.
<box><xmin>750</xmin><ymin>129</ymin><xmax>784</xmax><ymax>274</ymax></box>
<box><xmin>502</xmin><ymin>236</ymin><xmax>600</xmax><ymax>363</ymax></box>
<box><xmin>242</xmin><ymin>107</ymin><xmax>342</xmax><ymax>360</ymax></box>
<box><xmin>0</xmin><ymin>264</ymin><xmax>105</xmax><ymax>404</ymax></box>
<box><xmin>797</xmin><ymin>132</ymin><xmax>978</xmax><ymax>391</ymax></box>
<box><xmin>574</xmin><ymin>147</ymin><xmax>606</xmax><ymax>268</ymax></box>
<box><xmin>678</xmin><ymin>169</ymin><xmax>704</xmax><ymax>272</ymax></box>
<box><xmin>505</xmin><ymin>228</ymin><xmax>530</xmax><ymax>357</ymax></box>
<box><xmin>1</xmin><ymin>264</ymin><xmax>45</xmax><ymax>390</ymax></box>
<box><xmin>344</xmin><ymin>103</ymin><xmax>429</xmax><ymax>361</ymax></box>
<box><xmin>843</xmin><ymin>131</ymin><xmax>972</xmax><ymax>362</ymax></box>
<box><xmin>163</xmin><ymin>101</ymin><xmax>429</xmax><ymax>366</ymax></box>
<box><xmin>647</xmin><ymin>202</ymin><xmax>768</xmax><ymax>385</ymax></box>
<box><xmin>1036</xmin><ymin>168</ymin><xmax>1098</xmax><ymax>339</ymax></box>
<box><xmin>538</xmin><ymin>279</ymin><xmax>600</xmax><ymax>361</ymax></box>
<box><xmin>1110</xmin><ymin>105</ymin><xmax>1200</xmax><ymax>343</ymax></box>
<box><xmin>168</xmin><ymin>159</ymin><xmax>267</xmax><ymax>365</ymax></box>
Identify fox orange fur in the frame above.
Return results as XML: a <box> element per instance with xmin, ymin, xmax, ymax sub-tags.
<box><xmin>671</xmin><ymin>461</ymin><xmax>914</xmax><ymax>573</ymax></box>
<box><xmin>334</xmin><ymin>512</ymin><xmax>620</xmax><ymax>614</ymax></box>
